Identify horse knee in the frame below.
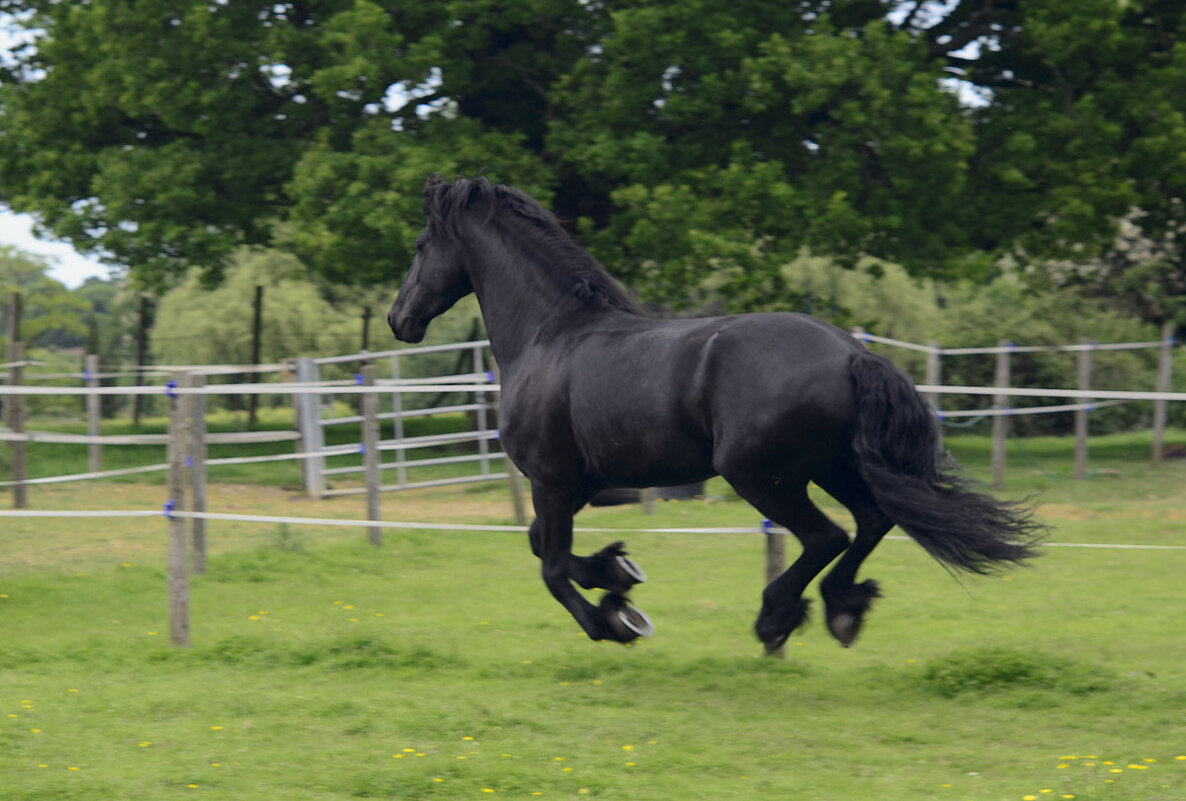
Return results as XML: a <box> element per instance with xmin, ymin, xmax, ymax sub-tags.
<box><xmin>541</xmin><ymin>560</ymin><xmax>569</xmax><ymax>589</ymax></box>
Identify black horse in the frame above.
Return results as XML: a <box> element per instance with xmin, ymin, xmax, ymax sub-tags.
<box><xmin>389</xmin><ymin>177</ymin><xmax>1043</xmax><ymax>651</ymax></box>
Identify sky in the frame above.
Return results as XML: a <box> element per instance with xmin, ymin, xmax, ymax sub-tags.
<box><xmin>0</xmin><ymin>209</ymin><xmax>112</xmax><ymax>288</ymax></box>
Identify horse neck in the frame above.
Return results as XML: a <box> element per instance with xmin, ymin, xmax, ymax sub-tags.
<box><xmin>463</xmin><ymin>222</ymin><xmax>596</xmax><ymax>368</ymax></box>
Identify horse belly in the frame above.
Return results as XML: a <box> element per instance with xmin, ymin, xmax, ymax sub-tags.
<box><xmin>570</xmin><ymin>377</ymin><xmax>714</xmax><ymax>488</ymax></box>
<box><xmin>584</xmin><ymin>424</ymin><xmax>714</xmax><ymax>488</ymax></box>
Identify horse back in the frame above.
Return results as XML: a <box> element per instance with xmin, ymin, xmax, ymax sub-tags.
<box><xmin>514</xmin><ymin>312</ymin><xmax>862</xmax><ymax>489</ymax></box>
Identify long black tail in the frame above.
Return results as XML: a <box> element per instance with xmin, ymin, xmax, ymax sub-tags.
<box><xmin>848</xmin><ymin>349</ymin><xmax>1045</xmax><ymax>573</ymax></box>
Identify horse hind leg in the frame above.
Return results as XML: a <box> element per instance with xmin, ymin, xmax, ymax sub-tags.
<box><xmin>817</xmin><ymin>470</ymin><xmax>893</xmax><ymax>647</ymax></box>
<box><xmin>728</xmin><ymin>476</ymin><xmax>850</xmax><ymax>653</ymax></box>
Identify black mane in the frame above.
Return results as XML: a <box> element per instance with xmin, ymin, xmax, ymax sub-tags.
<box><xmin>423</xmin><ymin>176</ymin><xmax>643</xmax><ymax>315</ymax></box>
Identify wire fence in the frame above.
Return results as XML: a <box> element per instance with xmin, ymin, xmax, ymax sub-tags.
<box><xmin>3</xmin><ymin>331</ymin><xmax>1184</xmax><ymax>647</ymax></box>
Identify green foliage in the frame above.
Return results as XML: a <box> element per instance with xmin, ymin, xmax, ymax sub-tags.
<box><xmin>149</xmin><ymin>247</ymin><xmax>365</xmax><ymax>366</ymax></box>
<box><xmin>282</xmin><ymin>116</ymin><xmax>551</xmax><ymax>285</ymax></box>
<box><xmin>557</xmin><ymin>12</ymin><xmax>973</xmax><ymax>309</ymax></box>
<box><xmin>781</xmin><ymin>254</ymin><xmax>943</xmax><ymax>339</ymax></box>
<box><xmin>0</xmin><ymin>246</ymin><xmax>89</xmax><ymax>349</ymax></box>
<box><xmin>928</xmin><ymin>276</ymin><xmax>1166</xmax><ymax>435</ymax></box>
<box><xmin>2</xmin><ymin>0</ymin><xmax>1186</xmax><ymax>336</ymax></box>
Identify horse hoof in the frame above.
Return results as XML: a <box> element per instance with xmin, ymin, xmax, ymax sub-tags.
<box><xmin>827</xmin><ymin>612</ymin><xmax>860</xmax><ymax>648</ymax></box>
<box><xmin>823</xmin><ymin>579</ymin><xmax>880</xmax><ymax>647</ymax></box>
<box><xmin>762</xmin><ymin>632</ymin><xmax>790</xmax><ymax>655</ymax></box>
<box><xmin>615</xmin><ymin>554</ymin><xmax>647</xmax><ymax>584</ymax></box>
<box><xmin>600</xmin><ymin>593</ymin><xmax>655</xmax><ymax>641</ymax></box>
<box><xmin>616</xmin><ymin>605</ymin><xmax>655</xmax><ymax>639</ymax></box>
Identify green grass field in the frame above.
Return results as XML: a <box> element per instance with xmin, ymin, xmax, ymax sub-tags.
<box><xmin>2</xmin><ymin>428</ymin><xmax>1185</xmax><ymax>800</ymax></box>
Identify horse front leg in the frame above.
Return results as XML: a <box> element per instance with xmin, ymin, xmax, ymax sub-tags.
<box><xmin>531</xmin><ymin>483</ymin><xmax>653</xmax><ymax>642</ymax></box>
<box><xmin>529</xmin><ymin>522</ymin><xmax>646</xmax><ymax>594</ymax></box>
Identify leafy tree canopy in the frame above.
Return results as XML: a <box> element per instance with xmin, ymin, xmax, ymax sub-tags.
<box><xmin>150</xmin><ymin>247</ymin><xmax>368</xmax><ymax>365</ymax></box>
<box><xmin>0</xmin><ymin>1</ymin><xmax>1183</xmax><ymax>321</ymax></box>
<box><xmin>0</xmin><ymin>245</ymin><xmax>89</xmax><ymax>348</ymax></box>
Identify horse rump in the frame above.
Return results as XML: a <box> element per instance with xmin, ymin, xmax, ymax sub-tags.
<box><xmin>847</xmin><ymin>349</ymin><xmax>1046</xmax><ymax>573</ymax></box>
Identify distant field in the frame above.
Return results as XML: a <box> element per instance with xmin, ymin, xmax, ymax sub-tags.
<box><xmin>2</xmin><ymin>430</ymin><xmax>1185</xmax><ymax>800</ymax></box>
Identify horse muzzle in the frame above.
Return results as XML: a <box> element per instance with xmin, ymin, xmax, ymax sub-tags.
<box><xmin>387</xmin><ymin>304</ymin><xmax>426</xmax><ymax>344</ymax></box>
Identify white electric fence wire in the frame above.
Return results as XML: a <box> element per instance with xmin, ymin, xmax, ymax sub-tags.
<box><xmin>0</xmin><ymin>509</ymin><xmax>1182</xmax><ymax>552</ymax></box>
<box><xmin>0</xmin><ymin>382</ymin><xmax>498</xmax><ymax>396</ymax></box>
<box><xmin>937</xmin><ymin>399</ymin><xmax>1129</xmax><ymax>419</ymax></box>
<box><xmin>853</xmin><ymin>331</ymin><xmax>1170</xmax><ymax>355</ymax></box>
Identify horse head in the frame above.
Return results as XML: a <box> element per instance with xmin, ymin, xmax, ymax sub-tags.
<box><xmin>387</xmin><ymin>180</ymin><xmax>475</xmax><ymax>343</ymax></box>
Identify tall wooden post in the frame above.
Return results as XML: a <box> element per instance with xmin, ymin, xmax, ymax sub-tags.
<box><xmin>389</xmin><ymin>353</ymin><xmax>408</xmax><ymax>487</ymax></box>
<box><xmin>641</xmin><ymin>487</ymin><xmax>656</xmax><ymax>515</ymax></box>
<box><xmin>361</xmin><ymin>306</ymin><xmax>372</xmax><ymax>352</ymax></box>
<box><xmin>489</xmin><ymin>357</ymin><xmax>528</xmax><ymax>526</ymax></box>
<box><xmin>361</xmin><ymin>363</ymin><xmax>382</xmax><ymax>546</ymax></box>
<box><xmin>6</xmin><ymin>341</ymin><xmax>27</xmax><ymax>508</ymax></box>
<box><xmin>190</xmin><ymin>374</ymin><xmax>209</xmax><ymax>573</ymax></box>
<box><xmin>132</xmin><ymin>295</ymin><xmax>150</xmax><ymax>424</ymax></box>
<box><xmin>247</xmin><ymin>285</ymin><xmax>263</xmax><ymax>427</ymax></box>
<box><xmin>1073</xmin><ymin>341</ymin><xmax>1094</xmax><ymax>480</ymax></box>
<box><xmin>294</xmin><ymin>358</ymin><xmax>325</xmax><ymax>498</ymax></box>
<box><xmin>4</xmin><ymin>291</ymin><xmax>19</xmax><ymax>348</ymax></box>
<box><xmin>167</xmin><ymin>372</ymin><xmax>193</xmax><ymax>647</ymax></box>
<box><xmin>3</xmin><ymin>291</ymin><xmax>20</xmax><ymax>440</ymax></box>
<box><xmin>86</xmin><ymin>354</ymin><xmax>102</xmax><ymax>473</ymax></box>
<box><xmin>1151</xmin><ymin>321</ymin><xmax>1174</xmax><ymax>466</ymax></box>
<box><xmin>924</xmin><ymin>341</ymin><xmax>942</xmax><ymax>411</ymax></box>
<box><xmin>473</xmin><ymin>343</ymin><xmax>491</xmax><ymax>476</ymax></box>
<box><xmin>991</xmin><ymin>340</ymin><xmax>1011</xmax><ymax>490</ymax></box>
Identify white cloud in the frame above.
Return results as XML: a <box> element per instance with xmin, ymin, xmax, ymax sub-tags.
<box><xmin>0</xmin><ymin>209</ymin><xmax>112</xmax><ymax>288</ymax></box>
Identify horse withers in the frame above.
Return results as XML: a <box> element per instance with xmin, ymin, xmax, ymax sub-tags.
<box><xmin>388</xmin><ymin>176</ymin><xmax>1044</xmax><ymax>652</ymax></box>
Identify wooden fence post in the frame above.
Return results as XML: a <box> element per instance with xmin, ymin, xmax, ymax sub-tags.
<box><xmin>488</xmin><ymin>357</ymin><xmax>528</xmax><ymax>526</ymax></box>
<box><xmin>641</xmin><ymin>487</ymin><xmax>656</xmax><ymax>515</ymax></box>
<box><xmin>293</xmin><ymin>357</ymin><xmax>325</xmax><ymax>498</ymax></box>
<box><xmin>473</xmin><ymin>343</ymin><xmax>492</xmax><ymax>477</ymax></box>
<box><xmin>132</xmin><ymin>295</ymin><xmax>150</xmax><ymax>424</ymax></box>
<box><xmin>925</xmin><ymin>341</ymin><xmax>942</xmax><ymax>411</ymax></box>
<box><xmin>1151</xmin><ymin>321</ymin><xmax>1174</xmax><ymax>466</ymax></box>
<box><xmin>361</xmin><ymin>363</ymin><xmax>382</xmax><ymax>546</ymax></box>
<box><xmin>190</xmin><ymin>373</ymin><xmax>209</xmax><ymax>573</ymax></box>
<box><xmin>992</xmin><ymin>340</ymin><xmax>1011</xmax><ymax>490</ymax></box>
<box><xmin>247</xmin><ymin>285</ymin><xmax>263</xmax><ymax>427</ymax></box>
<box><xmin>764</xmin><ymin>522</ymin><xmax>786</xmax><ymax>659</ymax></box>
<box><xmin>1073</xmin><ymin>341</ymin><xmax>1094</xmax><ymax>480</ymax></box>
<box><xmin>361</xmin><ymin>306</ymin><xmax>372</xmax><ymax>352</ymax></box>
<box><xmin>167</xmin><ymin>371</ymin><xmax>193</xmax><ymax>647</ymax></box>
<box><xmin>6</xmin><ymin>341</ymin><xmax>27</xmax><ymax>508</ymax></box>
<box><xmin>86</xmin><ymin>354</ymin><xmax>102</xmax><ymax>473</ymax></box>
<box><xmin>389</xmin><ymin>353</ymin><xmax>409</xmax><ymax>486</ymax></box>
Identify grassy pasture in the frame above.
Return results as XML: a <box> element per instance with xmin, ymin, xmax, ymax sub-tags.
<box><xmin>2</xmin><ymin>430</ymin><xmax>1185</xmax><ymax>800</ymax></box>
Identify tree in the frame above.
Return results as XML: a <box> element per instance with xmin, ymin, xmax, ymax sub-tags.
<box><xmin>550</xmin><ymin>8</ymin><xmax>974</xmax><ymax>310</ymax></box>
<box><xmin>4</xmin><ymin>0</ymin><xmax>1185</xmax><ymax>320</ymax></box>
<box><xmin>914</xmin><ymin>0</ymin><xmax>1186</xmax><ymax>324</ymax></box>
<box><xmin>150</xmin><ymin>247</ymin><xmax>366</xmax><ymax>366</ymax></box>
<box><xmin>0</xmin><ymin>0</ymin><xmax>593</xmax><ymax>288</ymax></box>
<box><xmin>0</xmin><ymin>245</ymin><xmax>90</xmax><ymax>348</ymax></box>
